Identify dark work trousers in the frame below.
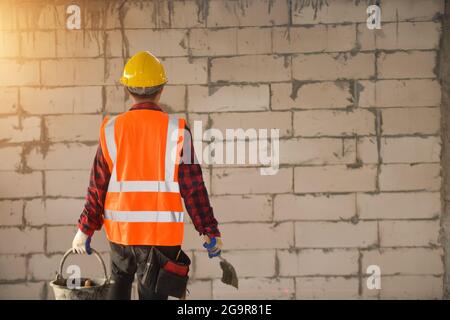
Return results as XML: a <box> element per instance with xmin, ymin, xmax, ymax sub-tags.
<box><xmin>108</xmin><ymin>241</ymin><xmax>181</xmax><ymax>300</ymax></box>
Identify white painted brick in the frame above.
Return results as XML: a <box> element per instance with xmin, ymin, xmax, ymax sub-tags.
<box><xmin>362</xmin><ymin>248</ymin><xmax>443</xmax><ymax>276</ymax></box>
<box><xmin>382</xmin><ymin>0</ymin><xmax>443</xmax><ymax>22</ymax></box>
<box><xmin>45</xmin><ymin>170</ymin><xmax>90</xmax><ymax>197</ymax></box>
<box><xmin>0</xmin><ymin>146</ymin><xmax>22</xmax><ymax>171</ymax></box>
<box><xmin>0</xmin><ymin>172</ymin><xmax>42</xmax><ymax>198</ymax></box>
<box><xmin>210</xmin><ymin>195</ymin><xmax>272</xmax><ymax>222</ymax></box>
<box><xmin>295</xmin><ymin>277</ymin><xmax>359</xmax><ymax>299</ymax></box>
<box><xmin>218</xmin><ymin>222</ymin><xmax>294</xmax><ymax>249</ymax></box>
<box><xmin>0</xmin><ymin>116</ymin><xmax>41</xmax><ymax>143</ymax></box>
<box><xmin>279</xmin><ymin>249</ymin><xmax>359</xmax><ymax>276</ymax></box>
<box><xmin>21</xmin><ymin>87</ymin><xmax>102</xmax><ymax>114</ymax></box>
<box><xmin>46</xmin><ymin>115</ymin><xmax>102</xmax><ymax>142</ymax></box>
<box><xmin>292</xmin><ymin>0</ymin><xmax>366</xmax><ymax>24</ymax></box>
<box><xmin>212</xmin><ymin>168</ymin><xmax>293</xmax><ymax>195</ymax></box>
<box><xmin>0</xmin><ymin>87</ymin><xmax>18</xmax><ymax>114</ymax></box>
<box><xmin>0</xmin><ymin>282</ymin><xmax>43</xmax><ymax>300</ymax></box>
<box><xmin>357</xmin><ymin>137</ymin><xmax>378</xmax><ymax>164</ymax></box>
<box><xmin>294</xmin><ymin>165</ymin><xmax>377</xmax><ymax>193</ymax></box>
<box><xmin>213</xmin><ymin>278</ymin><xmax>294</xmax><ymax>300</ymax></box>
<box><xmin>188</xmin><ymin>85</ymin><xmax>269</xmax><ymax>113</ymax></box>
<box><xmin>273</xmin><ymin>24</ymin><xmax>355</xmax><ymax>53</ymax></box>
<box><xmin>25</xmin><ymin>198</ymin><xmax>85</xmax><ymax>226</ymax></box>
<box><xmin>280</xmin><ymin>138</ymin><xmax>355</xmax><ymax>165</ymax></box>
<box><xmin>273</xmin><ymin>25</ymin><xmax>326</xmax><ymax>53</ymax></box>
<box><xmin>187</xmin><ymin>113</ymin><xmax>209</xmax><ymax>139</ymax></box>
<box><xmin>271</xmin><ymin>81</ymin><xmax>352</xmax><ymax>110</ymax></box>
<box><xmin>326</xmin><ymin>24</ymin><xmax>357</xmax><ymax>52</ymax></box>
<box><xmin>126</xmin><ymin>29</ymin><xmax>188</xmax><ymax>57</ymax></box>
<box><xmin>182</xmin><ymin>225</ymin><xmax>204</xmax><ymax>251</ymax></box>
<box><xmin>162</xmin><ymin>57</ymin><xmax>207</xmax><ymax>84</ymax></box>
<box><xmin>0</xmin><ymin>227</ymin><xmax>44</xmax><ymax>254</ymax></box>
<box><xmin>194</xmin><ymin>250</ymin><xmax>275</xmax><ymax>278</ymax></box>
<box><xmin>295</xmin><ymin>221</ymin><xmax>378</xmax><ymax>248</ymax></box>
<box><xmin>357</xmin><ymin>80</ymin><xmax>375</xmax><ymax>108</ymax></box>
<box><xmin>159</xmin><ymin>85</ymin><xmax>186</xmax><ymax>113</ymax></box>
<box><xmin>41</xmin><ymin>59</ymin><xmax>104</xmax><ymax>86</ymax></box>
<box><xmin>28</xmin><ymin>252</ymin><xmax>110</xmax><ymax>281</ymax></box>
<box><xmin>19</xmin><ymin>2</ymin><xmax>58</xmax><ymax>29</ymax></box>
<box><xmin>105</xmin><ymin>30</ymin><xmax>122</xmax><ymax>57</ymax></box>
<box><xmin>357</xmin><ymin>192</ymin><xmax>441</xmax><ymax>220</ymax></box>
<box><xmin>292</xmin><ymin>53</ymin><xmax>374</xmax><ymax>81</ymax></box>
<box><xmin>211</xmin><ymin>55</ymin><xmax>291</xmax><ymax>83</ymax></box>
<box><xmin>376</xmin><ymin>80</ymin><xmax>441</xmax><ymax>108</ymax></box>
<box><xmin>28</xmin><ymin>253</ymin><xmax>62</xmax><ymax>281</ymax></box>
<box><xmin>56</xmin><ymin>30</ymin><xmax>103</xmax><ymax>57</ymax></box>
<box><xmin>379</xmin><ymin>220</ymin><xmax>440</xmax><ymax>247</ymax></box>
<box><xmin>377</xmin><ymin>51</ymin><xmax>436</xmax><ymax>79</ymax></box>
<box><xmin>374</xmin><ymin>22</ymin><xmax>441</xmax><ymax>50</ymax></box>
<box><xmin>186</xmin><ymin>280</ymin><xmax>212</xmax><ymax>300</ymax></box>
<box><xmin>364</xmin><ymin>275</ymin><xmax>443</xmax><ymax>299</ymax></box>
<box><xmin>208</xmin><ymin>0</ymin><xmax>289</xmax><ymax>27</ymax></box>
<box><xmin>0</xmin><ymin>255</ymin><xmax>26</xmax><ymax>280</ymax></box>
<box><xmin>0</xmin><ymin>200</ymin><xmax>23</xmax><ymax>226</ymax></box>
<box><xmin>0</xmin><ymin>2</ymin><xmax>17</xmax><ymax>30</ymax></box>
<box><xmin>27</xmin><ymin>143</ymin><xmax>97</xmax><ymax>170</ymax></box>
<box><xmin>379</xmin><ymin>164</ymin><xmax>441</xmax><ymax>191</ymax></box>
<box><xmin>121</xmin><ymin>0</ymin><xmax>170</xmax><ymax>28</ymax></box>
<box><xmin>210</xmin><ymin>111</ymin><xmax>291</xmax><ymax>138</ymax></box>
<box><xmin>293</xmin><ymin>109</ymin><xmax>375</xmax><ymax>137</ymax></box>
<box><xmin>237</xmin><ymin>27</ymin><xmax>272</xmax><ymax>54</ymax></box>
<box><xmin>274</xmin><ymin>194</ymin><xmax>355</xmax><ymax>221</ymax></box>
<box><xmin>381</xmin><ymin>137</ymin><xmax>441</xmax><ymax>163</ymax></box>
<box><xmin>0</xmin><ymin>31</ymin><xmax>20</xmax><ymax>58</ymax></box>
<box><xmin>0</xmin><ymin>60</ymin><xmax>40</xmax><ymax>86</ymax></box>
<box><xmin>21</xmin><ymin>31</ymin><xmax>56</xmax><ymax>58</ymax></box>
<box><xmin>105</xmin><ymin>58</ymin><xmax>124</xmax><ymax>85</ymax></box>
<box><xmin>105</xmin><ymin>85</ymin><xmax>128</xmax><ymax>113</ymax></box>
<box><xmin>171</xmin><ymin>0</ymin><xmax>206</xmax><ymax>28</ymax></box>
<box><xmin>382</xmin><ymin>107</ymin><xmax>440</xmax><ymax>135</ymax></box>
<box><xmin>189</xmin><ymin>28</ymin><xmax>237</xmax><ymax>56</ymax></box>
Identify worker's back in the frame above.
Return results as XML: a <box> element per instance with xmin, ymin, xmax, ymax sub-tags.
<box><xmin>100</xmin><ymin>108</ymin><xmax>186</xmax><ymax>246</ymax></box>
<box><xmin>115</xmin><ymin>109</ymin><xmax>169</xmax><ymax>182</ymax></box>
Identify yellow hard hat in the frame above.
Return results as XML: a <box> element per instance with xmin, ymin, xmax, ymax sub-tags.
<box><xmin>120</xmin><ymin>51</ymin><xmax>168</xmax><ymax>87</ymax></box>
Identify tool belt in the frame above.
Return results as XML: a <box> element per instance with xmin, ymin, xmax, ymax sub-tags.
<box><xmin>141</xmin><ymin>247</ymin><xmax>191</xmax><ymax>299</ymax></box>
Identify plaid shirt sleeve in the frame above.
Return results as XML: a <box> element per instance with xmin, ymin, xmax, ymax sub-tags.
<box><xmin>78</xmin><ymin>125</ymin><xmax>221</xmax><ymax>239</ymax></box>
<box><xmin>78</xmin><ymin>144</ymin><xmax>110</xmax><ymax>236</ymax></box>
<box><xmin>179</xmin><ymin>126</ymin><xmax>221</xmax><ymax>238</ymax></box>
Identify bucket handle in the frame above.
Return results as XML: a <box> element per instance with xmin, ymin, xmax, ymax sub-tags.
<box><xmin>58</xmin><ymin>248</ymin><xmax>109</xmax><ymax>284</ymax></box>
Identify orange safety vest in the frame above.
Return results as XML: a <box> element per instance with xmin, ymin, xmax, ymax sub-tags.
<box><xmin>99</xmin><ymin>109</ymin><xmax>186</xmax><ymax>246</ymax></box>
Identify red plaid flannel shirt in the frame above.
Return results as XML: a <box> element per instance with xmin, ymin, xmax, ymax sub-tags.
<box><xmin>78</xmin><ymin>102</ymin><xmax>221</xmax><ymax>239</ymax></box>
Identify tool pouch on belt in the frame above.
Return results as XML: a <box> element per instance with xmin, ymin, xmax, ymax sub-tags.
<box><xmin>142</xmin><ymin>247</ymin><xmax>191</xmax><ymax>299</ymax></box>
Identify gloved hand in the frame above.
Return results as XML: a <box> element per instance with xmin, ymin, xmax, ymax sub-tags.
<box><xmin>203</xmin><ymin>235</ymin><xmax>223</xmax><ymax>258</ymax></box>
<box><xmin>72</xmin><ymin>229</ymin><xmax>92</xmax><ymax>254</ymax></box>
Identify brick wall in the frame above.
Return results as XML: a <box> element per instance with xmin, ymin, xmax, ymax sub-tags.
<box><xmin>0</xmin><ymin>0</ymin><xmax>447</xmax><ymax>299</ymax></box>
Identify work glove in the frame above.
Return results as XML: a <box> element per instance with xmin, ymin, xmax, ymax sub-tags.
<box><xmin>72</xmin><ymin>229</ymin><xmax>92</xmax><ymax>255</ymax></box>
<box><xmin>203</xmin><ymin>235</ymin><xmax>222</xmax><ymax>258</ymax></box>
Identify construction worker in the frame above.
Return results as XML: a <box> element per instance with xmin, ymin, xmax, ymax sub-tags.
<box><xmin>71</xmin><ymin>51</ymin><xmax>222</xmax><ymax>300</ymax></box>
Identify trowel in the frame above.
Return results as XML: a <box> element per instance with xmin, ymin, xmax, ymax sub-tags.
<box><xmin>203</xmin><ymin>237</ymin><xmax>239</xmax><ymax>289</ymax></box>
<box><xmin>218</xmin><ymin>255</ymin><xmax>238</xmax><ymax>289</ymax></box>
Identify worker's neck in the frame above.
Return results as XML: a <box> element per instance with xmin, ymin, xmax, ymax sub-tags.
<box><xmin>132</xmin><ymin>98</ymin><xmax>159</xmax><ymax>105</ymax></box>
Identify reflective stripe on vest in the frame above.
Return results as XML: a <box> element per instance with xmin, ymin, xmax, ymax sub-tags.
<box><xmin>102</xmin><ymin>113</ymin><xmax>185</xmax><ymax>246</ymax></box>
<box><xmin>104</xmin><ymin>210</ymin><xmax>184</xmax><ymax>222</ymax></box>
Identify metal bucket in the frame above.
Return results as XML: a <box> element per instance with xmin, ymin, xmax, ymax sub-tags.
<box><xmin>49</xmin><ymin>248</ymin><xmax>114</xmax><ymax>300</ymax></box>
